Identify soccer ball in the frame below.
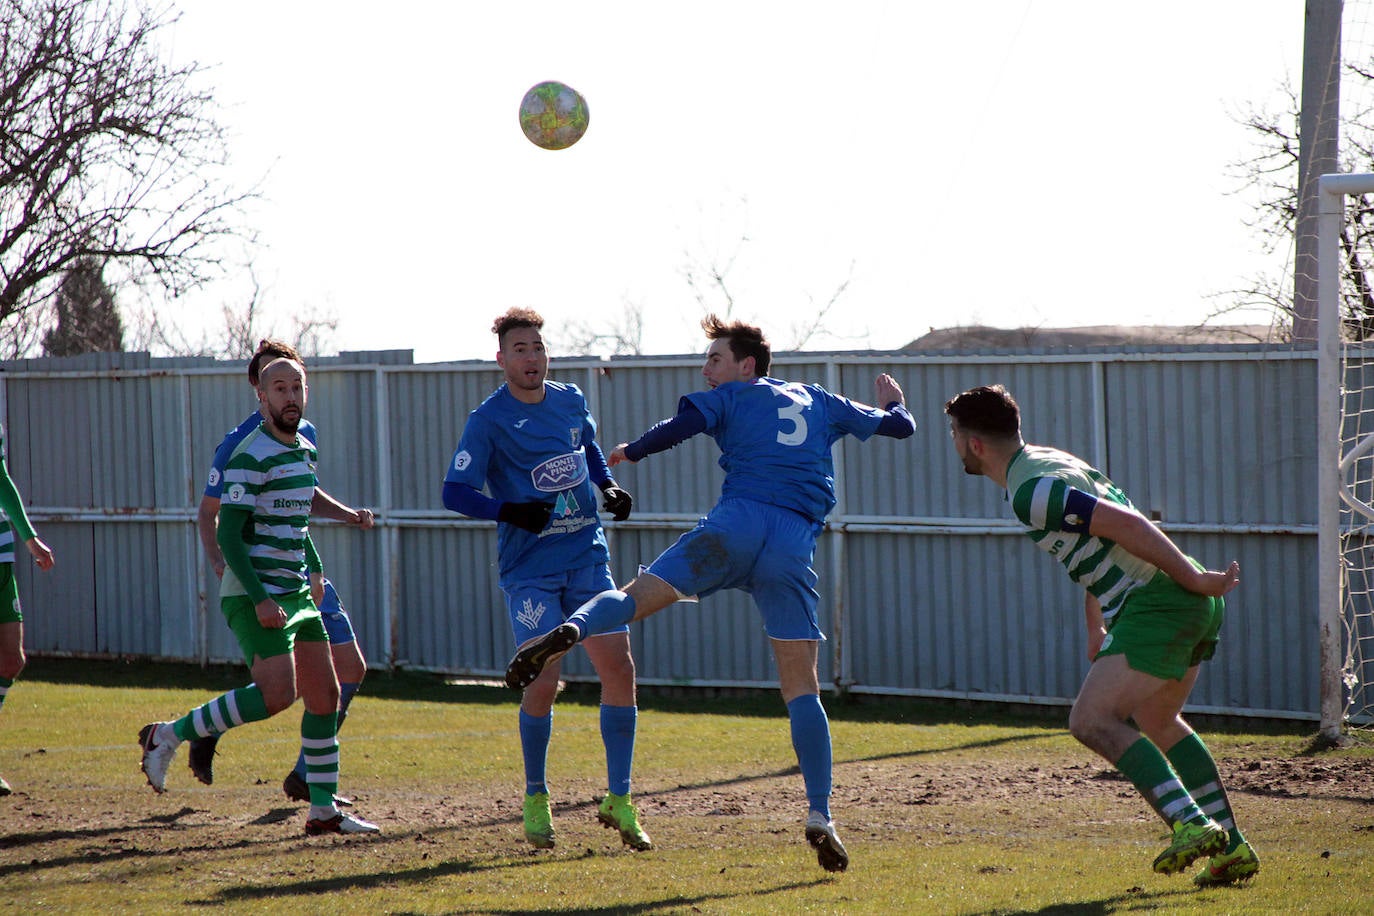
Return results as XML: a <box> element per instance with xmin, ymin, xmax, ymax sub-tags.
<box><xmin>518</xmin><ymin>81</ymin><xmax>590</xmax><ymax>150</ymax></box>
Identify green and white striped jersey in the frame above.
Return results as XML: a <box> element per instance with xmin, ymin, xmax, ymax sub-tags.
<box><xmin>218</xmin><ymin>423</ymin><xmax>318</xmax><ymax>599</ymax></box>
<box><xmin>0</xmin><ymin>424</ymin><xmax>36</xmax><ymax>566</ymax></box>
<box><xmin>1005</xmin><ymin>444</ymin><xmax>1157</xmax><ymax>619</ymax></box>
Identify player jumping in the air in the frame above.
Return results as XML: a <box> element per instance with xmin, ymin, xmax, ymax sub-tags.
<box><xmin>506</xmin><ymin>314</ymin><xmax>914</xmax><ymax>872</ymax></box>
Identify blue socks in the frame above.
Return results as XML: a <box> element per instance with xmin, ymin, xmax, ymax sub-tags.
<box><xmin>571</xmin><ymin>590</ymin><xmax>637</xmax><ymax>638</ymax></box>
<box><xmin>787</xmin><ymin>693</ymin><xmax>833</xmax><ymax>819</ymax></box>
<box><xmin>600</xmin><ymin>704</ymin><xmax>638</xmax><ymax>796</ymax></box>
<box><xmin>520</xmin><ymin>707</ymin><xmax>553</xmax><ymax>795</ymax></box>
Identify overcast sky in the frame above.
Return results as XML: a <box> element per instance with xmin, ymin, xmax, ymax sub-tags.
<box><xmin>159</xmin><ymin>1</ymin><xmax>1318</xmax><ymax>362</ymax></box>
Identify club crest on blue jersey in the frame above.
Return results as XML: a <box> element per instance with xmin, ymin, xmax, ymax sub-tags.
<box><xmin>569</xmin><ymin>428</ymin><xmax>581</xmax><ymax>448</ymax></box>
<box><xmin>530</xmin><ymin>452</ymin><xmax>587</xmax><ymax>491</ymax></box>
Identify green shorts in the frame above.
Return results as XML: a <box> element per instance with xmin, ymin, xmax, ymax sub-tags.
<box><xmin>1097</xmin><ymin>564</ymin><xmax>1224</xmax><ymax>681</ymax></box>
<box><xmin>221</xmin><ymin>591</ymin><xmax>328</xmax><ymax>665</ymax></box>
<box><xmin>0</xmin><ymin>564</ymin><xmax>18</xmax><ymax>625</ymax></box>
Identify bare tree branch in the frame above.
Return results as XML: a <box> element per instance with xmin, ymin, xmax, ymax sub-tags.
<box><xmin>0</xmin><ymin>0</ymin><xmax>255</xmax><ymax>349</ymax></box>
<box><xmin>1228</xmin><ymin>65</ymin><xmax>1374</xmax><ymax>340</ymax></box>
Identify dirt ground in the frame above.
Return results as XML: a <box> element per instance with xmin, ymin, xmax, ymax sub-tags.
<box><xmin>4</xmin><ymin>744</ymin><xmax>1371</xmax><ymax>865</ymax></box>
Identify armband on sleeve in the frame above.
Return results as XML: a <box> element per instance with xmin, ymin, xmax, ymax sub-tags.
<box><xmin>1061</xmin><ymin>487</ymin><xmax>1098</xmax><ymax>534</ymax></box>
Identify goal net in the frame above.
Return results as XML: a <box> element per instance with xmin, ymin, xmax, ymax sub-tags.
<box><xmin>1319</xmin><ymin>172</ymin><xmax>1374</xmax><ymax>737</ymax></box>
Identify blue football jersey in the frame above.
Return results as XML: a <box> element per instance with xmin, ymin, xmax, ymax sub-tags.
<box><xmin>205</xmin><ymin>412</ymin><xmax>319</xmax><ymax>499</ymax></box>
<box><xmin>684</xmin><ymin>377</ymin><xmax>886</xmax><ymax>523</ymax></box>
<box><xmin>445</xmin><ymin>381</ymin><xmax>608</xmax><ymax>582</ymax></box>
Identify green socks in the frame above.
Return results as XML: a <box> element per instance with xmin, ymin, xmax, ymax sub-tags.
<box><xmin>1116</xmin><ymin>736</ymin><xmax>1207</xmax><ymax>827</ymax></box>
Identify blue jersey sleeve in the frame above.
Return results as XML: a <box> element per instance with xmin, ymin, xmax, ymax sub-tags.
<box><xmin>624</xmin><ymin>402</ymin><xmax>708</xmax><ymax>462</ymax></box>
<box><xmin>445</xmin><ymin>413</ymin><xmax>494</xmax><ymax>490</ymax></box>
<box><xmin>822</xmin><ymin>389</ymin><xmax>888</xmax><ymax>444</ymax></box>
<box><xmin>875</xmin><ymin>403</ymin><xmax>915</xmax><ymax>438</ymax></box>
<box><xmin>443</xmin><ymin>480</ymin><xmax>502</xmax><ymax>520</ymax></box>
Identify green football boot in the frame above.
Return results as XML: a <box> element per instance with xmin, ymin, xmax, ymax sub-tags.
<box><xmin>1152</xmin><ymin>819</ymin><xmax>1228</xmax><ymax>875</ymax></box>
<box><xmin>523</xmin><ymin>791</ymin><xmax>555</xmax><ymax>849</ymax></box>
<box><xmin>597</xmin><ymin>792</ymin><xmax>652</xmax><ymax>850</ymax></box>
<box><xmin>1193</xmin><ymin>841</ymin><xmax>1260</xmax><ymax>886</ymax></box>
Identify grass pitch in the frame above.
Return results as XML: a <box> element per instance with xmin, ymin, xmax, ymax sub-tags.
<box><xmin>1</xmin><ymin>657</ymin><xmax>1372</xmax><ymax>914</ymax></box>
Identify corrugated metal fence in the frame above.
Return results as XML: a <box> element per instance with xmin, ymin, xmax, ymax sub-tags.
<box><xmin>1</xmin><ymin>344</ymin><xmax>1327</xmax><ymax>721</ymax></box>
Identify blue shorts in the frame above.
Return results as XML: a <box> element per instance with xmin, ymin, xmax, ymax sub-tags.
<box><xmin>646</xmin><ymin>497</ymin><xmax>824</xmax><ymax>641</ymax></box>
<box><xmin>502</xmin><ymin>563</ymin><xmax>624</xmax><ymax>647</ymax></box>
<box><xmin>318</xmin><ymin>579</ymin><xmax>357</xmax><ymax>646</ymax></box>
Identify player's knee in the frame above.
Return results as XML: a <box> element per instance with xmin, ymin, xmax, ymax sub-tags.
<box><xmin>1067</xmin><ymin>704</ymin><xmax>1098</xmax><ymax>746</ymax></box>
<box><xmin>0</xmin><ymin>646</ymin><xmax>25</xmax><ymax>679</ymax></box>
<box><xmin>598</xmin><ymin>651</ymin><xmax>636</xmax><ymax>684</ymax></box>
<box><xmin>259</xmin><ymin>680</ymin><xmax>297</xmax><ymax>715</ymax></box>
<box><xmin>336</xmin><ymin>653</ymin><xmax>367</xmax><ymax>684</ymax></box>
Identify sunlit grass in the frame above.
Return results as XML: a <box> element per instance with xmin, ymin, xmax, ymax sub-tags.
<box><xmin>1</xmin><ymin>658</ymin><xmax>1371</xmax><ymax>915</ymax></box>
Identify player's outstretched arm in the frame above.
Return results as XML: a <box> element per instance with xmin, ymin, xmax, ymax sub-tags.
<box><xmin>1088</xmin><ymin>501</ymin><xmax>1240</xmax><ymax>597</ymax></box>
<box><xmin>311</xmin><ymin>487</ymin><xmax>373</xmax><ymax>528</ymax></box>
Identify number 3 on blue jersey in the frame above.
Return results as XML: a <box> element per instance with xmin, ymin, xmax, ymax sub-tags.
<box><xmin>777</xmin><ymin>397</ymin><xmax>808</xmax><ymax>446</ymax></box>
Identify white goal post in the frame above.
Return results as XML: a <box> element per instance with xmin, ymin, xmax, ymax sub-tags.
<box><xmin>1318</xmin><ymin>172</ymin><xmax>1374</xmax><ymax>739</ymax></box>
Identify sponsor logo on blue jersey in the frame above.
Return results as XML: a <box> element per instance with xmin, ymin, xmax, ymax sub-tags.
<box><xmin>531</xmin><ymin>452</ymin><xmax>587</xmax><ymax>491</ymax></box>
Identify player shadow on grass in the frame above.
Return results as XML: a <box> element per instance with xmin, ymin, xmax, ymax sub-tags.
<box><xmin>192</xmin><ymin>846</ymin><xmax>828</xmax><ymax>910</ymax></box>
<box><xmin>0</xmin><ymin>829</ymin><xmax>282</xmax><ymax>880</ymax></box>
<box><xmin>962</xmin><ymin>885</ymin><xmax>1205</xmax><ymax>916</ymax></box>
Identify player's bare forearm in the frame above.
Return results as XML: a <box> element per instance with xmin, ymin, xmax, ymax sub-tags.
<box><xmin>1084</xmin><ymin>592</ymin><xmax>1105</xmax><ymax>661</ymax></box>
<box><xmin>197</xmin><ymin>495</ymin><xmax>225</xmax><ymax>576</ymax></box>
<box><xmin>311</xmin><ymin>488</ymin><xmax>374</xmax><ymax>527</ymax></box>
<box><xmin>1089</xmin><ymin>502</ymin><xmax>1240</xmax><ymax>597</ymax></box>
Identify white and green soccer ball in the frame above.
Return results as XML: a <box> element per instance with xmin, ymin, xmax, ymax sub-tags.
<box><xmin>518</xmin><ymin>81</ymin><xmax>590</xmax><ymax>150</ymax></box>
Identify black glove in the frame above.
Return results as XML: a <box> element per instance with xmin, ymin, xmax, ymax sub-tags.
<box><xmin>498</xmin><ymin>500</ymin><xmax>554</xmax><ymax>533</ymax></box>
<box><xmin>601</xmin><ymin>484</ymin><xmax>633</xmax><ymax>521</ymax></box>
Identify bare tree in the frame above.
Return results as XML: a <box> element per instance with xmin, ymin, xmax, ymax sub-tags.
<box><xmin>0</xmin><ymin>0</ymin><xmax>254</xmax><ymax>351</ymax></box>
<box><xmin>126</xmin><ymin>266</ymin><xmax>338</xmax><ymax>360</ymax></box>
<box><xmin>1231</xmin><ymin>68</ymin><xmax>1374</xmax><ymax>340</ymax></box>
<box><xmin>42</xmin><ymin>255</ymin><xmax>123</xmax><ymax>354</ymax></box>
<box><xmin>553</xmin><ymin>298</ymin><xmax>645</xmax><ymax>357</ymax></box>
<box><xmin>678</xmin><ymin>196</ymin><xmax>861</xmax><ymax>351</ymax></box>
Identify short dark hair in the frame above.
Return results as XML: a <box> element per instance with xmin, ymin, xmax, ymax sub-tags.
<box><xmin>702</xmin><ymin>313</ymin><xmax>770</xmax><ymax>376</ymax></box>
<box><xmin>492</xmin><ymin>307</ymin><xmax>544</xmax><ymax>348</ymax></box>
<box><xmin>249</xmin><ymin>339</ymin><xmax>303</xmax><ymax>385</ymax></box>
<box><xmin>944</xmin><ymin>384</ymin><xmax>1021</xmax><ymax>439</ymax></box>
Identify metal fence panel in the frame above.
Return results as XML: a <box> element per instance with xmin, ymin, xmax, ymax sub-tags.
<box><xmin>0</xmin><ymin>346</ymin><xmax>1326</xmax><ymax>721</ymax></box>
